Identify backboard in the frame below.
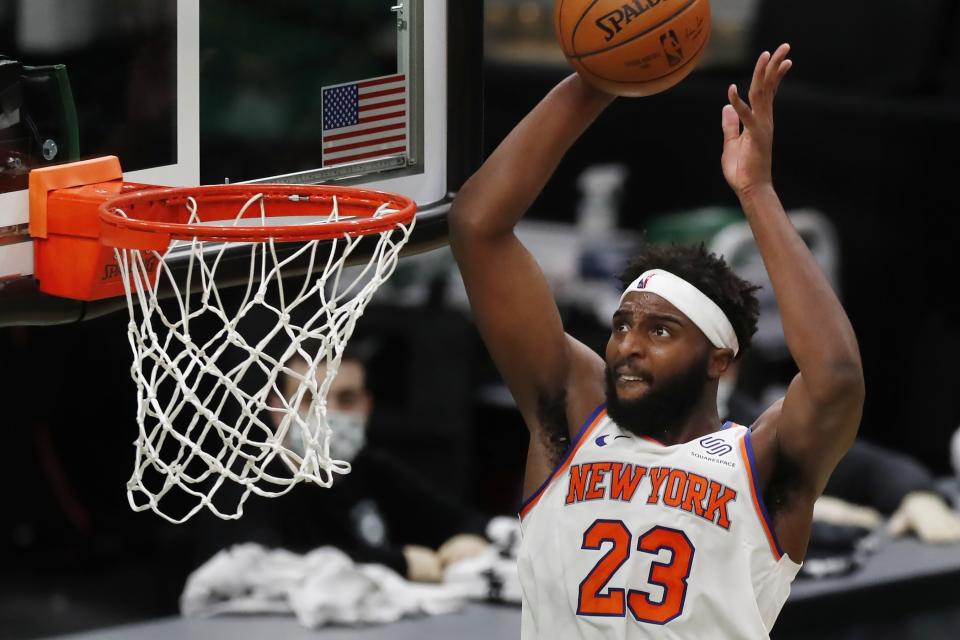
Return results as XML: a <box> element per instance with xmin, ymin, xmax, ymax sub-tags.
<box><xmin>0</xmin><ymin>0</ymin><xmax>482</xmax><ymax>325</ymax></box>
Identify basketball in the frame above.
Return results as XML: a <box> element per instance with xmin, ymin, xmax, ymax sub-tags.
<box><xmin>554</xmin><ymin>0</ymin><xmax>712</xmax><ymax>97</ymax></box>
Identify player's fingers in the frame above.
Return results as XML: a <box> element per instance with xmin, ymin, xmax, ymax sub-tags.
<box><xmin>752</xmin><ymin>50</ymin><xmax>769</xmax><ymax>89</ymax></box>
<box><xmin>778</xmin><ymin>60</ymin><xmax>793</xmax><ymax>80</ymax></box>
<box><xmin>751</xmin><ymin>44</ymin><xmax>788</xmax><ymax>111</ymax></box>
<box><xmin>721</xmin><ymin>104</ymin><xmax>740</xmax><ymax>144</ymax></box>
<box><xmin>769</xmin><ymin>60</ymin><xmax>793</xmax><ymax>100</ymax></box>
<box><xmin>749</xmin><ymin>51</ymin><xmax>769</xmax><ymax>105</ymax></box>
<box><xmin>753</xmin><ymin>45</ymin><xmax>789</xmax><ymax>114</ymax></box>
<box><xmin>721</xmin><ymin>106</ymin><xmax>740</xmax><ymax>147</ymax></box>
<box><xmin>766</xmin><ymin>44</ymin><xmax>790</xmax><ymax>83</ymax></box>
<box><xmin>728</xmin><ymin>84</ymin><xmax>756</xmax><ymax>129</ymax></box>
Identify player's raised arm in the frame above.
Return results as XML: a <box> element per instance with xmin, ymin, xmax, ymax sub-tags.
<box><xmin>449</xmin><ymin>75</ymin><xmax>614</xmax><ymax>445</ymax></box>
<box><xmin>721</xmin><ymin>44</ymin><xmax>865</xmax><ymax>553</ymax></box>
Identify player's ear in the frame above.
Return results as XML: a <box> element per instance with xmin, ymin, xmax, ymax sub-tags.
<box><xmin>707</xmin><ymin>348</ymin><xmax>735</xmax><ymax>380</ymax></box>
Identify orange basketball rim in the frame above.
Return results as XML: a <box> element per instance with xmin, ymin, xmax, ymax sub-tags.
<box><xmin>28</xmin><ymin>156</ymin><xmax>417</xmax><ymax>301</ymax></box>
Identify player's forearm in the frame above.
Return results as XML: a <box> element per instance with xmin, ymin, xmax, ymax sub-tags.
<box><xmin>449</xmin><ymin>74</ymin><xmax>613</xmax><ymax>239</ymax></box>
<box><xmin>739</xmin><ymin>185</ymin><xmax>863</xmax><ymax>398</ymax></box>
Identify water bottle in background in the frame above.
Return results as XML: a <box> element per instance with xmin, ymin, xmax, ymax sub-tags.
<box><xmin>576</xmin><ymin>163</ymin><xmax>631</xmax><ymax>283</ymax></box>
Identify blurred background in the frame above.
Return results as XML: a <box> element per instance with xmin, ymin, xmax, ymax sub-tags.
<box><xmin>3</xmin><ymin>0</ymin><xmax>960</xmax><ymax>638</ymax></box>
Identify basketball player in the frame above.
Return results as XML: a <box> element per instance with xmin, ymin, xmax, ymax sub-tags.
<box><xmin>449</xmin><ymin>44</ymin><xmax>864</xmax><ymax>637</ymax></box>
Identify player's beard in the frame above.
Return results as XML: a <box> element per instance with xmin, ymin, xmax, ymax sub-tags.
<box><xmin>604</xmin><ymin>353</ymin><xmax>710</xmax><ymax>439</ymax></box>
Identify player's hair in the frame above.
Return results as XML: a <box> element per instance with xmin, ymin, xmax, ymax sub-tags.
<box><xmin>619</xmin><ymin>243</ymin><xmax>761</xmax><ymax>357</ymax></box>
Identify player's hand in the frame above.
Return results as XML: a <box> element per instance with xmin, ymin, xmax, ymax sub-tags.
<box><xmin>888</xmin><ymin>492</ymin><xmax>960</xmax><ymax>544</ymax></box>
<box><xmin>569</xmin><ymin>72</ymin><xmax>619</xmax><ymax>101</ymax></box>
<box><xmin>721</xmin><ymin>43</ymin><xmax>792</xmax><ymax>198</ymax></box>
<box><xmin>437</xmin><ymin>533</ymin><xmax>490</xmax><ymax>569</ymax></box>
<box><xmin>402</xmin><ymin>545</ymin><xmax>443</xmax><ymax>583</ymax></box>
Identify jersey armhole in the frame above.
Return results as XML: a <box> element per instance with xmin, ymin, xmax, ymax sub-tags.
<box><xmin>738</xmin><ymin>429</ymin><xmax>786</xmax><ymax>561</ymax></box>
<box><xmin>518</xmin><ymin>404</ymin><xmax>607</xmax><ymax>521</ymax></box>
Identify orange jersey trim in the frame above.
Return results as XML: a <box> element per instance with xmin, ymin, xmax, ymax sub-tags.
<box><xmin>738</xmin><ymin>433</ymin><xmax>784</xmax><ymax>561</ymax></box>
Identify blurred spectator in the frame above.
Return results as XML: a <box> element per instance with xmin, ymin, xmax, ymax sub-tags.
<box><xmin>195</xmin><ymin>347</ymin><xmax>492</xmax><ymax>583</ymax></box>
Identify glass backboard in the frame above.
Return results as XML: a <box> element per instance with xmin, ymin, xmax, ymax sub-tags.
<box><xmin>0</xmin><ymin>0</ymin><xmax>482</xmax><ymax>325</ymax></box>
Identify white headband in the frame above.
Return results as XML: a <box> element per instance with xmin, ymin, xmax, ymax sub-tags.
<box><xmin>620</xmin><ymin>269</ymin><xmax>740</xmax><ymax>355</ymax></box>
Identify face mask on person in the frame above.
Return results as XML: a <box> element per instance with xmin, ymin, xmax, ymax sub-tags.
<box><xmin>288</xmin><ymin>410</ymin><xmax>367</xmax><ymax>462</ymax></box>
<box><xmin>326</xmin><ymin>409</ymin><xmax>367</xmax><ymax>462</ymax></box>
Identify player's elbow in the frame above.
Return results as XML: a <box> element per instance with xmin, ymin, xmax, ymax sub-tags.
<box><xmin>449</xmin><ymin>188</ymin><xmax>509</xmax><ymax>247</ymax></box>
<box><xmin>811</xmin><ymin>360</ymin><xmax>865</xmax><ymax>412</ymax></box>
<box><xmin>836</xmin><ymin>347</ymin><xmax>865</xmax><ymax>396</ymax></box>
<box><xmin>448</xmin><ymin>196</ymin><xmax>474</xmax><ymax>239</ymax></box>
<box><xmin>811</xmin><ymin>332</ymin><xmax>865</xmax><ymax>401</ymax></box>
<box><xmin>835</xmin><ymin>364</ymin><xmax>865</xmax><ymax>407</ymax></box>
<box><xmin>448</xmin><ymin>202</ymin><xmax>482</xmax><ymax>253</ymax></box>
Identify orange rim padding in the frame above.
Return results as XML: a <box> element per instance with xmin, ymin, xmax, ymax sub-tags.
<box><xmin>29</xmin><ymin>156</ymin><xmax>124</xmax><ymax>239</ymax></box>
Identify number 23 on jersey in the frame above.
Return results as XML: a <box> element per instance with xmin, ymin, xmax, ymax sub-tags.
<box><xmin>577</xmin><ymin>520</ymin><xmax>695</xmax><ymax>625</ymax></box>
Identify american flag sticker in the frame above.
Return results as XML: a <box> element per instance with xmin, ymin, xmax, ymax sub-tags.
<box><xmin>321</xmin><ymin>74</ymin><xmax>408</xmax><ymax>167</ymax></box>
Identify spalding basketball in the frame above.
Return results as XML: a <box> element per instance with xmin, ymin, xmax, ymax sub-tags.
<box><xmin>555</xmin><ymin>0</ymin><xmax>712</xmax><ymax>97</ymax></box>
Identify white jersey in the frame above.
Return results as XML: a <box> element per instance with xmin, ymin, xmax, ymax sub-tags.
<box><xmin>518</xmin><ymin>406</ymin><xmax>801</xmax><ymax>639</ymax></box>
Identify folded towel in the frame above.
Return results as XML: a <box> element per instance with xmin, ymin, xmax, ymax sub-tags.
<box><xmin>182</xmin><ymin>543</ymin><xmax>467</xmax><ymax>628</ymax></box>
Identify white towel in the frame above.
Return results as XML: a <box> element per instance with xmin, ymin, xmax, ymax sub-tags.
<box><xmin>443</xmin><ymin>516</ymin><xmax>523</xmax><ymax>604</ymax></box>
<box><xmin>181</xmin><ymin>544</ymin><xmax>467</xmax><ymax>628</ymax></box>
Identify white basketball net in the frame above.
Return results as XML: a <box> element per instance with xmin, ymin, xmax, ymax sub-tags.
<box><xmin>111</xmin><ymin>193</ymin><xmax>414</xmax><ymax>523</ymax></box>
